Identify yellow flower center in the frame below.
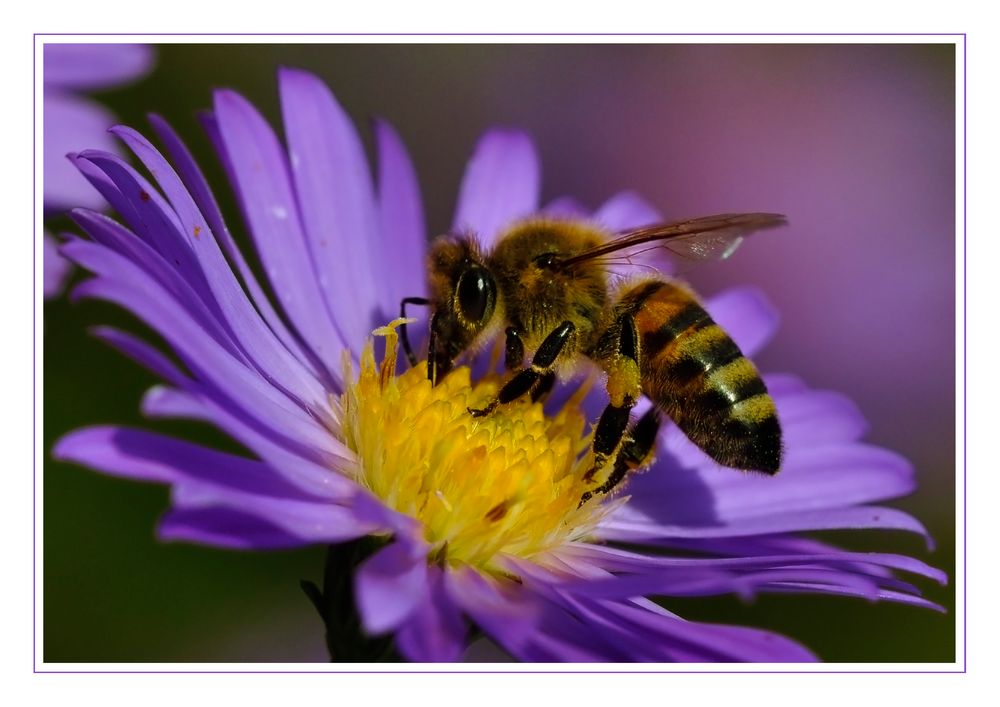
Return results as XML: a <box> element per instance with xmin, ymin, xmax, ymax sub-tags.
<box><xmin>340</xmin><ymin>320</ymin><xmax>625</xmax><ymax>574</ymax></box>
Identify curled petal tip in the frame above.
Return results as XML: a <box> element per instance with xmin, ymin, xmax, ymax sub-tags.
<box><xmin>107</xmin><ymin>124</ymin><xmax>136</xmax><ymax>139</ymax></box>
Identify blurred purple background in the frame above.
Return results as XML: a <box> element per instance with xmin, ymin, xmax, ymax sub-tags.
<box><xmin>45</xmin><ymin>43</ymin><xmax>955</xmax><ymax>661</ymax></box>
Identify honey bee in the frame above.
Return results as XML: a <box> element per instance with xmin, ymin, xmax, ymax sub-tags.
<box><xmin>399</xmin><ymin>213</ymin><xmax>787</xmax><ymax>503</ymax></box>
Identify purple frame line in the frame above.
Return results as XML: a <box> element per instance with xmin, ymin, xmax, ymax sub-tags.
<box><xmin>36</xmin><ymin>32</ymin><xmax>965</xmax><ymax>36</ymax></box>
<box><xmin>32</xmin><ymin>33</ymin><xmax>37</xmax><ymax>675</ymax></box>
<box><xmin>962</xmin><ymin>36</ymin><xmax>968</xmax><ymax>672</ymax></box>
<box><xmin>33</xmin><ymin>33</ymin><xmax>966</xmax><ymax>674</ymax></box>
<box><xmin>34</xmin><ymin>670</ymin><xmax>969</xmax><ymax>674</ymax></box>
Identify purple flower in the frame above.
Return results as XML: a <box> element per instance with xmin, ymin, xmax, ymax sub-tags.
<box><xmin>43</xmin><ymin>43</ymin><xmax>155</xmax><ymax>296</ymax></box>
<box><xmin>53</xmin><ymin>68</ymin><xmax>944</xmax><ymax>663</ymax></box>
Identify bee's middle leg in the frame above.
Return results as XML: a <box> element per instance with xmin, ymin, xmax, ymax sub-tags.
<box><xmin>469</xmin><ymin>321</ymin><xmax>575</xmax><ymax>417</ymax></box>
<box><xmin>504</xmin><ymin>326</ymin><xmax>555</xmax><ymax>402</ymax></box>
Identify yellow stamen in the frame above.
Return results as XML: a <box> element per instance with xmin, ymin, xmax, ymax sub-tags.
<box><xmin>340</xmin><ymin>319</ymin><xmax>628</xmax><ymax>574</ymax></box>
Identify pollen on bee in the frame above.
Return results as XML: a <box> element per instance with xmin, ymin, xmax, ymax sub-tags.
<box><xmin>339</xmin><ymin>320</ymin><xmax>628</xmax><ymax>573</ymax></box>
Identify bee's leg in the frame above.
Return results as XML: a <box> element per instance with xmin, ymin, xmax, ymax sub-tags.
<box><xmin>469</xmin><ymin>321</ymin><xmax>575</xmax><ymax>417</ymax></box>
<box><xmin>399</xmin><ymin>296</ymin><xmax>430</xmax><ymax>367</ymax></box>
<box><xmin>530</xmin><ymin>371</ymin><xmax>557</xmax><ymax>403</ymax></box>
<box><xmin>580</xmin><ymin>407</ymin><xmax>660</xmax><ymax>506</ymax></box>
<box><xmin>584</xmin><ymin>313</ymin><xmax>643</xmax><ymax>481</ymax></box>
<box><xmin>505</xmin><ymin>325</ymin><xmax>557</xmax><ymax>402</ymax></box>
<box><xmin>585</xmin><ymin>396</ymin><xmax>635</xmax><ymax>482</ymax></box>
<box><xmin>427</xmin><ymin>311</ymin><xmax>453</xmax><ymax>385</ymax></box>
<box><xmin>504</xmin><ymin>326</ymin><xmax>525</xmax><ymax>371</ymax></box>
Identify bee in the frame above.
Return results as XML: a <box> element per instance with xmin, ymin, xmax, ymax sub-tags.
<box><xmin>399</xmin><ymin>213</ymin><xmax>787</xmax><ymax>503</ymax></box>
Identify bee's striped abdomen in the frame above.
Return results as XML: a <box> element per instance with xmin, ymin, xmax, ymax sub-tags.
<box><xmin>622</xmin><ymin>279</ymin><xmax>782</xmax><ymax>474</ymax></box>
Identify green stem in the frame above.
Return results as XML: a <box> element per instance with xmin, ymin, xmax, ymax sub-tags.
<box><xmin>301</xmin><ymin>537</ymin><xmax>403</xmax><ymax>662</ymax></box>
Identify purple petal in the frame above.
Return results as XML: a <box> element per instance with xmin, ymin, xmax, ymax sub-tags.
<box><xmin>593</xmin><ymin>191</ymin><xmax>662</xmax><ymax>231</ymax></box>
<box><xmin>452</xmin><ymin>129</ymin><xmax>540</xmax><ymax>247</ymax></box>
<box><xmin>147</xmin><ymin>114</ymin><xmax>328</xmax><ymax>385</ymax></box>
<box><xmin>355</xmin><ymin>539</ymin><xmax>429</xmax><ymax>634</ymax></box>
<box><xmin>53</xmin><ymin>425</ymin><xmax>329</xmax><ymax>500</ymax></box>
<box><xmin>168</xmin><ymin>483</ymin><xmax>373</xmax><ymax>544</ymax></box>
<box><xmin>723</xmin><ymin>445</ymin><xmax>912</xmax><ymax>517</ymax></box>
<box><xmin>601</xmin><ymin>504</ymin><xmax>931</xmax><ymax>543</ymax></box>
<box><xmin>136</xmin><ymin>382</ymin><xmax>356</xmax><ymax>501</ymax></box>
<box><xmin>278</xmin><ymin>68</ymin><xmax>380</xmax><ymax>348</ymax></box>
<box><xmin>501</xmin><ymin>559</ymin><xmax>671</xmax><ymax>661</ymax></box>
<box><xmin>63</xmin><ymin>214</ymin><xmax>227</xmax><ymax>345</ymax></box>
<box><xmin>763</xmin><ymin>373</ymin><xmax>808</xmax><ymax>396</ymax></box>
<box><xmin>542</xmin><ymin>196</ymin><xmax>588</xmax><ymax>219</ymax></box>
<box><xmin>373</xmin><ymin>118</ymin><xmax>428</xmax><ymax>319</ymax></box>
<box><xmin>625</xmin><ymin>381</ymin><xmax>916</xmax><ymax>527</ymax></box>
<box><xmin>54</xmin><ymin>426</ymin><xmax>372</xmax><ymax>545</ymax></box>
<box><xmin>705</xmin><ymin>286</ymin><xmax>779</xmax><ymax>357</ymax></box>
<box><xmin>71</xmin><ymin>152</ymin><xmax>215</xmax><ymax>315</ymax></box>
<box><xmin>444</xmin><ymin>567</ymin><xmax>540</xmax><ymax>655</ymax></box>
<box><xmin>158</xmin><ymin>507</ymin><xmax>315</xmax><ymax>550</ymax></box>
<box><xmin>554</xmin><ymin>595</ymin><xmax>817</xmax><ymax>662</ymax></box>
<box><xmin>501</xmin><ymin>589</ymin><xmax>637</xmax><ymax>660</ymax></box>
<box><xmin>505</xmin><ymin>561</ymin><xmax>817</xmax><ymax>662</ymax></box>
<box><xmin>599</xmin><ymin>599</ymin><xmax>818</xmax><ymax>662</ymax></box>
<box><xmin>71</xmin><ymin>198</ymin><xmax>225</xmax><ymax>336</ymax></box>
<box><xmin>44</xmin><ymin>44</ymin><xmax>154</xmax><ymax>91</ymax></box>
<box><xmin>561</xmin><ymin>541</ymin><xmax>947</xmax><ymax>585</ymax></box>
<box><xmin>92</xmin><ymin>326</ymin><xmax>188</xmax><ymax>384</ymax></box>
<box><xmin>140</xmin><ymin>385</ymin><xmax>204</xmax><ymax>418</ymax></box>
<box><xmin>68</xmin><ymin>208</ymin><xmax>239</xmax><ymax>362</ymax></box>
<box><xmin>780</xmin><ymin>389</ymin><xmax>869</xmax><ymax>446</ymax></box>
<box><xmin>62</xmin><ymin>239</ymin><xmax>341</xmax><ymax>465</ymax></box>
<box><xmin>551</xmin><ymin>561</ymin><xmax>929</xmax><ymax>605</ymax></box>
<box><xmin>348</xmin><ymin>489</ymin><xmax>426</xmax><ymax>540</ymax></box>
<box><xmin>106</xmin><ymin>127</ymin><xmax>329</xmax><ymax>410</ymax></box>
<box><xmin>212</xmin><ymin>89</ymin><xmax>350</xmax><ymax>371</ymax></box>
<box><xmin>396</xmin><ymin>567</ymin><xmax>468</xmax><ymax>662</ymax></box>
<box><xmin>767</xmin><ymin>584</ymin><xmax>944</xmax><ymax>612</ymax></box>
<box><xmin>516</xmin><ymin>608</ymin><xmax>623</xmax><ymax>662</ymax></box>
<box><xmin>44</xmin><ymin>93</ymin><xmax>117</xmax><ymax>211</ymax></box>
<box><xmin>43</xmin><ymin>232</ymin><xmax>71</xmax><ymax>297</ymax></box>
<box><xmin>157</xmin><ymin>507</ymin><xmax>314</xmax><ymax>550</ymax></box>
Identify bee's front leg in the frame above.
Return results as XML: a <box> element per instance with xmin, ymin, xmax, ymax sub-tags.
<box><xmin>427</xmin><ymin>312</ymin><xmax>453</xmax><ymax>385</ymax></box>
<box><xmin>399</xmin><ymin>296</ymin><xmax>430</xmax><ymax>368</ymax></box>
<box><xmin>468</xmin><ymin>321</ymin><xmax>575</xmax><ymax>417</ymax></box>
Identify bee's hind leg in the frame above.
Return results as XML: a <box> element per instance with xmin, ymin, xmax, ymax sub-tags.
<box><xmin>584</xmin><ymin>312</ymin><xmax>644</xmax><ymax>481</ymax></box>
<box><xmin>580</xmin><ymin>407</ymin><xmax>660</xmax><ymax>506</ymax></box>
<box><xmin>469</xmin><ymin>321</ymin><xmax>575</xmax><ymax>417</ymax></box>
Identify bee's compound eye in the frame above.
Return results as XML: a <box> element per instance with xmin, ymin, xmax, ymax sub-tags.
<box><xmin>456</xmin><ymin>267</ymin><xmax>494</xmax><ymax>324</ymax></box>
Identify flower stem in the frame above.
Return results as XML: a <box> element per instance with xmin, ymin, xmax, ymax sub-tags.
<box><xmin>301</xmin><ymin>538</ymin><xmax>402</xmax><ymax>662</ymax></box>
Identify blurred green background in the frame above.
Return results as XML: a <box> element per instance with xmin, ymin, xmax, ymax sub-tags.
<box><xmin>43</xmin><ymin>43</ymin><xmax>956</xmax><ymax>662</ymax></box>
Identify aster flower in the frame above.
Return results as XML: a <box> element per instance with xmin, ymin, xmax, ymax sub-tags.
<box><xmin>43</xmin><ymin>43</ymin><xmax>155</xmax><ymax>296</ymax></box>
<box><xmin>53</xmin><ymin>68</ymin><xmax>944</xmax><ymax>663</ymax></box>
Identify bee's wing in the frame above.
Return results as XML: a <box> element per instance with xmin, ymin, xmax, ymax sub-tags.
<box><xmin>559</xmin><ymin>213</ymin><xmax>786</xmax><ymax>268</ymax></box>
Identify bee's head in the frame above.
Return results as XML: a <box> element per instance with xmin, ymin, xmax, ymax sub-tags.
<box><xmin>426</xmin><ymin>235</ymin><xmax>498</xmax><ymax>379</ymax></box>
